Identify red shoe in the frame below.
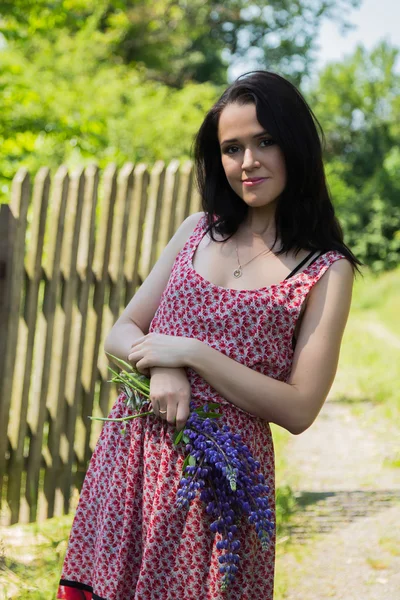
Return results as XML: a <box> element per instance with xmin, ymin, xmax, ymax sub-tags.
<box><xmin>57</xmin><ymin>585</ymin><xmax>92</xmax><ymax>599</ymax></box>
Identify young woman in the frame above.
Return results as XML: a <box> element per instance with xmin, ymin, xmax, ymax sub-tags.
<box><xmin>57</xmin><ymin>70</ymin><xmax>359</xmax><ymax>600</ymax></box>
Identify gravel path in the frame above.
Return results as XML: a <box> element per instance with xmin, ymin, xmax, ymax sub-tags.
<box><xmin>275</xmin><ymin>397</ymin><xmax>400</xmax><ymax>599</ymax></box>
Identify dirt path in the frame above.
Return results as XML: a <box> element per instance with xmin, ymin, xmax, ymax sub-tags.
<box><xmin>275</xmin><ymin>396</ymin><xmax>400</xmax><ymax>599</ymax></box>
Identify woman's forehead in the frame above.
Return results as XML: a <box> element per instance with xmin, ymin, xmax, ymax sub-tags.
<box><xmin>218</xmin><ymin>103</ymin><xmax>266</xmax><ymax>142</ymax></box>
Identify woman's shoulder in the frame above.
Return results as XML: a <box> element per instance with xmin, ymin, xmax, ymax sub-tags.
<box><xmin>313</xmin><ymin>249</ymin><xmax>353</xmax><ymax>270</ymax></box>
<box><xmin>306</xmin><ymin>250</ymin><xmax>354</xmax><ymax>299</ymax></box>
<box><xmin>177</xmin><ymin>211</ymin><xmax>206</xmax><ymax>248</ymax></box>
<box><xmin>301</xmin><ymin>250</ymin><xmax>354</xmax><ymax>296</ymax></box>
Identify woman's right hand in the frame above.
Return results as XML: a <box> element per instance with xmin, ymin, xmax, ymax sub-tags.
<box><xmin>149</xmin><ymin>367</ymin><xmax>191</xmax><ymax>431</ymax></box>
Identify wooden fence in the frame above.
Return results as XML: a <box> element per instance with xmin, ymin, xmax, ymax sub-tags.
<box><xmin>0</xmin><ymin>160</ymin><xmax>202</xmax><ymax>526</ymax></box>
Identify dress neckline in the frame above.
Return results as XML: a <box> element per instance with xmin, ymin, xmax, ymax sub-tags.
<box><xmin>189</xmin><ymin>219</ymin><xmax>329</xmax><ymax>294</ymax></box>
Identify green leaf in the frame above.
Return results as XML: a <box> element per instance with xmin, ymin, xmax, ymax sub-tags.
<box><xmin>188</xmin><ymin>455</ymin><xmax>196</xmax><ymax>466</ymax></box>
<box><xmin>182</xmin><ymin>434</ymin><xmax>190</xmax><ymax>444</ymax></box>
<box><xmin>173</xmin><ymin>429</ymin><xmax>184</xmax><ymax>445</ymax></box>
<box><xmin>195</xmin><ymin>411</ymin><xmax>222</xmax><ymax>419</ymax></box>
<box><xmin>205</xmin><ymin>403</ymin><xmax>220</xmax><ymax>410</ymax></box>
<box><xmin>182</xmin><ymin>454</ymin><xmax>191</xmax><ymax>472</ymax></box>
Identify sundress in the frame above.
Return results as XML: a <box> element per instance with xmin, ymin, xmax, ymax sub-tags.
<box><xmin>57</xmin><ymin>214</ymin><xmax>346</xmax><ymax>600</ymax></box>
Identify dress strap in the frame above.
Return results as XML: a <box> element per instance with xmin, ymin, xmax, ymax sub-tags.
<box><xmin>284</xmin><ymin>250</ymin><xmax>320</xmax><ymax>281</ymax></box>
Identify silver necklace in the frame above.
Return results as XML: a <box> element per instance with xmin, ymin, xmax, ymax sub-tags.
<box><xmin>233</xmin><ymin>238</ymin><xmax>272</xmax><ymax>278</ymax></box>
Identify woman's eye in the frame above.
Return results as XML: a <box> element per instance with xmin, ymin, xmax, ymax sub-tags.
<box><xmin>225</xmin><ymin>146</ymin><xmax>239</xmax><ymax>154</ymax></box>
<box><xmin>224</xmin><ymin>139</ymin><xmax>275</xmax><ymax>154</ymax></box>
<box><xmin>260</xmin><ymin>138</ymin><xmax>275</xmax><ymax>147</ymax></box>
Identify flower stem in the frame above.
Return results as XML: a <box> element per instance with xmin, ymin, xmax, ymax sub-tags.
<box><xmin>114</xmin><ymin>373</ymin><xmax>150</xmax><ymax>398</ymax></box>
<box><xmin>89</xmin><ymin>410</ymin><xmax>154</xmax><ymax>423</ymax></box>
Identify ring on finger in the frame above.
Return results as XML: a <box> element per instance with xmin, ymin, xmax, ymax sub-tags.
<box><xmin>159</xmin><ymin>409</ymin><xmax>167</xmax><ymax>415</ymax></box>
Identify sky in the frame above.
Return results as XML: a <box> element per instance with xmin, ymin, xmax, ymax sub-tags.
<box><xmin>228</xmin><ymin>0</ymin><xmax>400</xmax><ymax>81</ymax></box>
<box><xmin>314</xmin><ymin>0</ymin><xmax>400</xmax><ymax>70</ymax></box>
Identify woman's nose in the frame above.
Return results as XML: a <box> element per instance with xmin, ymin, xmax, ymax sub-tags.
<box><xmin>241</xmin><ymin>148</ymin><xmax>260</xmax><ymax>169</ymax></box>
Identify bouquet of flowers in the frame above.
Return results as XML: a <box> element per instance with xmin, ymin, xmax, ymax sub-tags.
<box><xmin>90</xmin><ymin>354</ymin><xmax>274</xmax><ymax>590</ymax></box>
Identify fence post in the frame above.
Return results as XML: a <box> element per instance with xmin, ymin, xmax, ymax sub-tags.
<box><xmin>0</xmin><ymin>204</ymin><xmax>11</xmax><ymax>389</ymax></box>
<box><xmin>0</xmin><ymin>169</ymin><xmax>30</xmax><ymax>514</ymax></box>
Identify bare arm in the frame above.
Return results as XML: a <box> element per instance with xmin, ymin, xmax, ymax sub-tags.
<box><xmin>104</xmin><ymin>211</ymin><xmax>204</xmax><ymax>370</ymax></box>
<box><xmin>185</xmin><ymin>259</ymin><xmax>354</xmax><ymax>434</ymax></box>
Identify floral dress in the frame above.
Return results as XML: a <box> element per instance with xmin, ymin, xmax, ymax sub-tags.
<box><xmin>58</xmin><ymin>214</ymin><xmax>345</xmax><ymax>600</ymax></box>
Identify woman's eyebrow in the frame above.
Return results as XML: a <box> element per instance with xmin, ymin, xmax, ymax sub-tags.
<box><xmin>220</xmin><ymin>130</ymin><xmax>270</xmax><ymax>145</ymax></box>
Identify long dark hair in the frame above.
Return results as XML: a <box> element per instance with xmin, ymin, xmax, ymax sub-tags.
<box><xmin>192</xmin><ymin>70</ymin><xmax>361</xmax><ymax>270</ymax></box>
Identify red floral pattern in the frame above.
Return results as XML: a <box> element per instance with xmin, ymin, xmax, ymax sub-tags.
<box><xmin>58</xmin><ymin>214</ymin><xmax>345</xmax><ymax>599</ymax></box>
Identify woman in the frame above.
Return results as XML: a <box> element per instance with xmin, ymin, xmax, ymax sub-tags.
<box><xmin>57</xmin><ymin>70</ymin><xmax>359</xmax><ymax>599</ymax></box>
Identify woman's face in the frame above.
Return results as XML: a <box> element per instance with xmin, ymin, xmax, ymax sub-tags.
<box><xmin>218</xmin><ymin>102</ymin><xmax>287</xmax><ymax>210</ymax></box>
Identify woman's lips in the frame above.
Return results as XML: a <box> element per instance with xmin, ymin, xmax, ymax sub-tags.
<box><xmin>242</xmin><ymin>178</ymin><xmax>268</xmax><ymax>187</ymax></box>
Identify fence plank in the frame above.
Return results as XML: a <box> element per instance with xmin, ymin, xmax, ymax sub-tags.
<box><xmin>25</xmin><ymin>166</ymin><xmax>69</xmax><ymax>522</ymax></box>
<box><xmin>190</xmin><ymin>177</ymin><xmax>203</xmax><ymax>215</ymax></box>
<box><xmin>123</xmin><ymin>164</ymin><xmax>149</xmax><ymax>307</ymax></box>
<box><xmin>44</xmin><ymin>168</ymin><xmax>85</xmax><ymax>518</ymax></box>
<box><xmin>174</xmin><ymin>160</ymin><xmax>194</xmax><ymax>232</ymax></box>
<box><xmin>84</xmin><ymin>164</ymin><xmax>117</xmax><ymax>460</ymax></box>
<box><xmin>62</xmin><ymin>164</ymin><xmax>99</xmax><ymax>506</ymax></box>
<box><xmin>155</xmin><ymin>159</ymin><xmax>180</xmax><ymax>266</ymax></box>
<box><xmin>139</xmin><ymin>160</ymin><xmax>165</xmax><ymax>280</ymax></box>
<box><xmin>98</xmin><ymin>163</ymin><xmax>137</xmax><ymax>419</ymax></box>
<box><xmin>0</xmin><ymin>169</ymin><xmax>30</xmax><ymax>522</ymax></box>
<box><xmin>0</xmin><ymin>206</ymin><xmax>10</xmax><ymax>385</ymax></box>
<box><xmin>6</xmin><ymin>168</ymin><xmax>50</xmax><ymax>523</ymax></box>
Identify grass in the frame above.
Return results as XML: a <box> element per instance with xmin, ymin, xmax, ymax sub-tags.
<box><xmin>0</xmin><ymin>515</ymin><xmax>73</xmax><ymax>599</ymax></box>
<box><xmin>330</xmin><ymin>265</ymin><xmax>400</xmax><ymax>425</ymax></box>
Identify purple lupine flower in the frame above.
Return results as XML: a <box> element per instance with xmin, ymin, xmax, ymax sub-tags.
<box><xmin>95</xmin><ymin>360</ymin><xmax>274</xmax><ymax>592</ymax></box>
<box><xmin>174</xmin><ymin>402</ymin><xmax>274</xmax><ymax>590</ymax></box>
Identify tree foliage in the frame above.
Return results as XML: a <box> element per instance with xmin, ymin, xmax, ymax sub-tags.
<box><xmin>1</xmin><ymin>0</ymin><xmax>360</xmax><ymax>86</ymax></box>
<box><xmin>311</xmin><ymin>42</ymin><xmax>400</xmax><ymax>271</ymax></box>
<box><xmin>0</xmin><ymin>2</ymin><xmax>398</xmax><ymax>270</ymax></box>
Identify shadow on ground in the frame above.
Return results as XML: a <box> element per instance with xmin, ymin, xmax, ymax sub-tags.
<box><xmin>288</xmin><ymin>489</ymin><xmax>400</xmax><ymax>542</ymax></box>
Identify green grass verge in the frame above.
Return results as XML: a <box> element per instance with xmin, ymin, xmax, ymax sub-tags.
<box><xmin>0</xmin><ymin>515</ymin><xmax>73</xmax><ymax>599</ymax></box>
<box><xmin>331</xmin><ymin>265</ymin><xmax>400</xmax><ymax>424</ymax></box>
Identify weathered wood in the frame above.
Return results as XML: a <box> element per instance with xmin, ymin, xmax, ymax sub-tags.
<box><xmin>139</xmin><ymin>160</ymin><xmax>166</xmax><ymax>280</ymax></box>
<box><xmin>63</xmin><ymin>164</ymin><xmax>99</xmax><ymax>507</ymax></box>
<box><xmin>123</xmin><ymin>163</ymin><xmax>149</xmax><ymax>307</ymax></box>
<box><xmin>84</xmin><ymin>163</ymin><xmax>117</xmax><ymax>458</ymax></box>
<box><xmin>0</xmin><ymin>205</ymin><xmax>11</xmax><ymax>385</ymax></box>
<box><xmin>44</xmin><ymin>168</ymin><xmax>85</xmax><ymax>518</ymax></box>
<box><xmin>2</xmin><ymin>159</ymin><xmax>198</xmax><ymax>524</ymax></box>
<box><xmin>190</xmin><ymin>177</ymin><xmax>203</xmax><ymax>215</ymax></box>
<box><xmin>25</xmin><ymin>166</ymin><xmax>70</xmax><ymax>522</ymax></box>
<box><xmin>101</xmin><ymin>163</ymin><xmax>136</xmax><ymax>414</ymax></box>
<box><xmin>174</xmin><ymin>160</ymin><xmax>194</xmax><ymax>232</ymax></box>
<box><xmin>0</xmin><ymin>169</ymin><xmax>31</xmax><ymax>519</ymax></box>
<box><xmin>155</xmin><ymin>159</ymin><xmax>180</xmax><ymax>267</ymax></box>
<box><xmin>6</xmin><ymin>167</ymin><xmax>50</xmax><ymax>523</ymax></box>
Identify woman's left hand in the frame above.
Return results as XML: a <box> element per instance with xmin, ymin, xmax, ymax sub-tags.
<box><xmin>127</xmin><ymin>333</ymin><xmax>197</xmax><ymax>374</ymax></box>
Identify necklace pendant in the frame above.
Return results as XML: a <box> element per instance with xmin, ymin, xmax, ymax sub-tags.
<box><xmin>233</xmin><ymin>267</ymin><xmax>242</xmax><ymax>278</ymax></box>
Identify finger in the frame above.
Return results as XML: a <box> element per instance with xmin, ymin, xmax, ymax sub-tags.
<box><xmin>166</xmin><ymin>401</ymin><xmax>177</xmax><ymax>427</ymax></box>
<box><xmin>159</xmin><ymin>403</ymin><xmax>168</xmax><ymax>420</ymax></box>
<box><xmin>130</xmin><ymin>336</ymin><xmax>146</xmax><ymax>348</ymax></box>
<box><xmin>151</xmin><ymin>397</ymin><xmax>160</xmax><ymax>418</ymax></box>
<box><xmin>175</xmin><ymin>400</ymin><xmax>190</xmax><ymax>432</ymax></box>
<box><xmin>136</xmin><ymin>358</ymin><xmax>150</xmax><ymax>376</ymax></box>
<box><xmin>127</xmin><ymin>350</ymin><xmax>137</xmax><ymax>364</ymax></box>
<box><xmin>154</xmin><ymin>397</ymin><xmax>168</xmax><ymax>419</ymax></box>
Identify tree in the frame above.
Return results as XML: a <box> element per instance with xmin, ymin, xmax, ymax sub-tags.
<box><xmin>311</xmin><ymin>42</ymin><xmax>400</xmax><ymax>270</ymax></box>
<box><xmin>0</xmin><ymin>0</ymin><xmax>361</xmax><ymax>86</ymax></box>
